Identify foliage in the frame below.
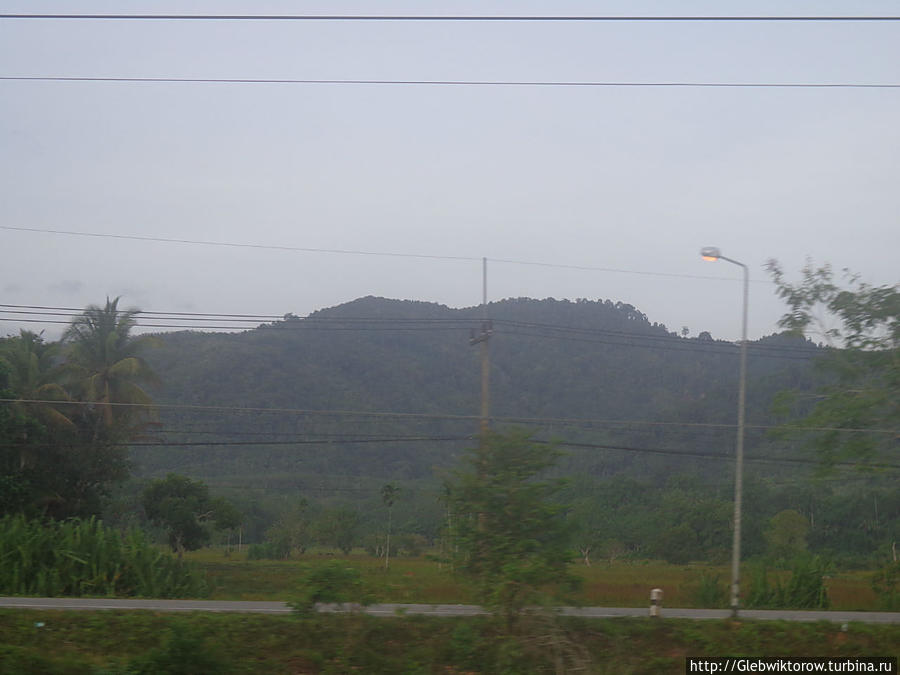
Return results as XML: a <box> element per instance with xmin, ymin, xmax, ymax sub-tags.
<box><xmin>870</xmin><ymin>560</ymin><xmax>900</xmax><ymax>610</ymax></box>
<box><xmin>0</xmin><ymin>299</ymin><xmax>159</xmax><ymax>520</ymax></box>
<box><xmin>142</xmin><ymin>473</ymin><xmax>239</xmax><ymax>558</ymax></box>
<box><xmin>62</xmin><ymin>297</ymin><xmax>159</xmax><ymax>433</ymax></box>
<box><xmin>315</xmin><ymin>507</ymin><xmax>360</xmax><ymax>555</ymax></box>
<box><xmin>1</xmin><ymin>610</ymin><xmax>899</xmax><ymax>675</ymax></box>
<box><xmin>0</xmin><ymin>514</ymin><xmax>206</xmax><ymax>598</ymax></box>
<box><xmin>289</xmin><ymin>561</ymin><xmax>376</xmax><ymax>615</ymax></box>
<box><xmin>0</xmin><ymin>330</ymin><xmax>74</xmax><ymax>441</ymax></box>
<box><xmin>261</xmin><ymin>498</ymin><xmax>314</xmax><ymax>557</ymax></box>
<box><xmin>689</xmin><ymin>572</ymin><xmax>728</xmax><ymax>609</ymax></box>
<box><xmin>765</xmin><ymin>509</ymin><xmax>809</xmax><ymax>562</ymax></box>
<box><xmin>745</xmin><ymin>555</ymin><xmax>830</xmax><ymax>609</ymax></box>
<box><xmin>381</xmin><ymin>482</ymin><xmax>400</xmax><ymax>569</ymax></box>
<box><xmin>127</xmin><ymin>622</ymin><xmax>231</xmax><ymax>675</ymax></box>
<box><xmin>445</xmin><ymin>430</ymin><xmax>578</xmax><ymax>626</ymax></box>
<box><xmin>766</xmin><ymin>260</ymin><xmax>899</xmax><ymax>467</ymax></box>
<box><xmin>246</xmin><ymin>541</ymin><xmax>291</xmax><ymax>560</ymax></box>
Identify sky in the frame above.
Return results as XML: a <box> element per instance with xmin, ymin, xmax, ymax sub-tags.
<box><xmin>1</xmin><ymin>1</ymin><xmax>898</xmax><ymax>342</ymax></box>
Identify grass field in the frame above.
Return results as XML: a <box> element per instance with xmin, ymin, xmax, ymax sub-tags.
<box><xmin>188</xmin><ymin>548</ymin><xmax>881</xmax><ymax>611</ymax></box>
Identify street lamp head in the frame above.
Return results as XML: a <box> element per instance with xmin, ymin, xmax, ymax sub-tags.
<box><xmin>701</xmin><ymin>246</ymin><xmax>722</xmax><ymax>262</ymax></box>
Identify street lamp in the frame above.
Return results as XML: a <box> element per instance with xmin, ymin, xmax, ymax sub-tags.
<box><xmin>700</xmin><ymin>246</ymin><xmax>749</xmax><ymax>618</ymax></box>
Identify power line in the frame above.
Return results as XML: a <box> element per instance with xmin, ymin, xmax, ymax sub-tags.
<box><xmin>0</xmin><ymin>304</ymin><xmax>284</xmax><ymax>319</ymax></box>
<box><xmin>2</xmin><ymin>14</ymin><xmax>899</xmax><ymax>21</ymax></box>
<box><xmin>548</xmin><ymin>440</ymin><xmax>900</xmax><ymax>470</ymax></box>
<box><xmin>105</xmin><ymin>435</ymin><xmax>473</xmax><ymax>447</ymax></box>
<box><xmin>4</xmin><ymin>76</ymin><xmax>898</xmax><ymax>89</ymax></box>
<box><xmin>0</xmin><ymin>303</ymin><xmax>821</xmax><ymax>356</ymax></box>
<box><xmin>6</xmin><ymin>433</ymin><xmax>895</xmax><ymax>471</ymax></box>
<box><xmin>0</xmin><ymin>226</ymin><xmax>759</xmax><ymax>284</ymax></box>
<box><xmin>1</xmin><ymin>398</ymin><xmax>894</xmax><ymax>435</ymax></box>
<box><xmin>0</xmin><ymin>226</ymin><xmax>476</xmax><ymax>263</ymax></box>
<box><xmin>0</xmin><ymin>312</ymin><xmax>822</xmax><ymax>359</ymax></box>
<box><xmin>0</xmin><ymin>316</ymin><xmax>476</xmax><ymax>332</ymax></box>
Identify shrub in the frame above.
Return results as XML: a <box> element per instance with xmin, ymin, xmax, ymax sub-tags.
<box><xmin>871</xmin><ymin>561</ymin><xmax>900</xmax><ymax>610</ymax></box>
<box><xmin>128</xmin><ymin>623</ymin><xmax>230</xmax><ymax>675</ymax></box>
<box><xmin>745</xmin><ymin>556</ymin><xmax>829</xmax><ymax>609</ymax></box>
<box><xmin>246</xmin><ymin>540</ymin><xmax>291</xmax><ymax>560</ymax></box>
<box><xmin>290</xmin><ymin>562</ymin><xmax>376</xmax><ymax>615</ymax></box>
<box><xmin>690</xmin><ymin>572</ymin><xmax>728</xmax><ymax>608</ymax></box>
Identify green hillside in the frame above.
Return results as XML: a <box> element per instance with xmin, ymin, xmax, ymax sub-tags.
<box><xmin>138</xmin><ymin>295</ymin><xmax>819</xmax><ymax>484</ymax></box>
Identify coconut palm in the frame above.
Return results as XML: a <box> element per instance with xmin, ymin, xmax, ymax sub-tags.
<box><xmin>0</xmin><ymin>330</ymin><xmax>75</xmax><ymax>468</ymax></box>
<box><xmin>63</xmin><ymin>297</ymin><xmax>158</xmax><ymax>434</ymax></box>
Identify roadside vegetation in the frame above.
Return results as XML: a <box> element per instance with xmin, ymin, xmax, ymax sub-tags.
<box><xmin>0</xmin><ymin>515</ymin><xmax>205</xmax><ymax>599</ymax></box>
<box><xmin>0</xmin><ymin>610</ymin><xmax>897</xmax><ymax>675</ymax></box>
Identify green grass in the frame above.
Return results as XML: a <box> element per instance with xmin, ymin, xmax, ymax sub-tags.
<box><xmin>0</xmin><ymin>609</ymin><xmax>896</xmax><ymax>674</ymax></box>
<box><xmin>189</xmin><ymin>548</ymin><xmax>881</xmax><ymax>610</ymax></box>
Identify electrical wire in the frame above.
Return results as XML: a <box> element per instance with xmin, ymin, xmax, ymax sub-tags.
<box><xmin>546</xmin><ymin>440</ymin><xmax>900</xmax><ymax>470</ymax></box>
<box><xmin>4</xmin><ymin>434</ymin><xmax>895</xmax><ymax>470</ymax></box>
<box><xmin>0</xmin><ymin>226</ymin><xmax>477</xmax><ymax>262</ymax></box>
<box><xmin>0</xmin><ymin>226</ymin><xmax>758</xmax><ymax>284</ymax></box>
<box><xmin>0</xmin><ymin>303</ymin><xmax>823</xmax><ymax>356</ymax></box>
<box><xmin>1</xmin><ymin>398</ymin><xmax>894</xmax><ymax>435</ymax></box>
<box><xmin>4</xmin><ymin>76</ymin><xmax>898</xmax><ymax>89</ymax></box>
<box><xmin>2</xmin><ymin>14</ymin><xmax>899</xmax><ymax>21</ymax></box>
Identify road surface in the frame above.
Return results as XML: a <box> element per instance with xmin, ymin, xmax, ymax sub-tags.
<box><xmin>0</xmin><ymin>597</ymin><xmax>898</xmax><ymax>623</ymax></box>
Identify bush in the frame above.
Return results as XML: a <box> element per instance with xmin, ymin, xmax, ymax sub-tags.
<box><xmin>690</xmin><ymin>572</ymin><xmax>728</xmax><ymax>608</ymax></box>
<box><xmin>395</xmin><ymin>533</ymin><xmax>428</xmax><ymax>557</ymax></box>
<box><xmin>745</xmin><ymin>556</ymin><xmax>829</xmax><ymax>609</ymax></box>
<box><xmin>246</xmin><ymin>540</ymin><xmax>291</xmax><ymax>560</ymax></box>
<box><xmin>781</xmin><ymin>555</ymin><xmax>830</xmax><ymax>609</ymax></box>
<box><xmin>871</xmin><ymin>561</ymin><xmax>900</xmax><ymax>610</ymax></box>
<box><xmin>290</xmin><ymin>562</ymin><xmax>376</xmax><ymax>615</ymax></box>
<box><xmin>128</xmin><ymin>623</ymin><xmax>230</xmax><ymax>675</ymax></box>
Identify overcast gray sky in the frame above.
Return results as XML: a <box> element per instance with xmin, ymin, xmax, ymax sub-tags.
<box><xmin>2</xmin><ymin>0</ymin><xmax>898</xmax><ymax>342</ymax></box>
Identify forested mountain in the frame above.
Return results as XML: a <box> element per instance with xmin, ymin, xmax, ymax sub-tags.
<box><xmin>5</xmin><ymin>295</ymin><xmax>893</xmax><ymax>564</ymax></box>
<box><xmin>137</xmin><ymin>295</ymin><xmax>820</xmax><ymax>486</ymax></box>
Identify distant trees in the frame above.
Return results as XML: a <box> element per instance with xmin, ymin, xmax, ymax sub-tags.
<box><xmin>381</xmin><ymin>483</ymin><xmax>400</xmax><ymax>569</ymax></box>
<box><xmin>142</xmin><ymin>473</ymin><xmax>240</xmax><ymax>559</ymax></box>
<box><xmin>765</xmin><ymin>509</ymin><xmax>809</xmax><ymax>562</ymax></box>
<box><xmin>316</xmin><ymin>507</ymin><xmax>360</xmax><ymax>555</ymax></box>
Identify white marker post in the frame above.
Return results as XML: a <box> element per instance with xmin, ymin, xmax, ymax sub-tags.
<box><xmin>650</xmin><ymin>588</ymin><xmax>663</xmax><ymax>618</ymax></box>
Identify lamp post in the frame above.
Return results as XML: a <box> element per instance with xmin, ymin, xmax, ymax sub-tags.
<box><xmin>700</xmin><ymin>246</ymin><xmax>748</xmax><ymax>618</ymax></box>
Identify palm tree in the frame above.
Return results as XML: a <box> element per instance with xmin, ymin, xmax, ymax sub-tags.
<box><xmin>381</xmin><ymin>483</ymin><xmax>400</xmax><ymax>570</ymax></box>
<box><xmin>63</xmin><ymin>297</ymin><xmax>158</xmax><ymax>434</ymax></box>
<box><xmin>0</xmin><ymin>330</ymin><xmax>75</xmax><ymax>468</ymax></box>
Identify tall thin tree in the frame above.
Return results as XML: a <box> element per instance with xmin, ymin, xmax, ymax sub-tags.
<box><xmin>381</xmin><ymin>483</ymin><xmax>400</xmax><ymax>570</ymax></box>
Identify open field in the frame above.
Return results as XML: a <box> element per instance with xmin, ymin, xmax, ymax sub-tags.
<box><xmin>189</xmin><ymin>549</ymin><xmax>882</xmax><ymax>611</ymax></box>
<box><xmin>0</xmin><ymin>609</ymin><xmax>897</xmax><ymax>674</ymax></box>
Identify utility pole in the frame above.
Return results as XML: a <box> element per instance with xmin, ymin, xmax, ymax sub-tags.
<box><xmin>469</xmin><ymin>257</ymin><xmax>492</xmax><ymax>436</ymax></box>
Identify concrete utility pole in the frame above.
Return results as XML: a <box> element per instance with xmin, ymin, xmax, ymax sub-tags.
<box><xmin>469</xmin><ymin>257</ymin><xmax>492</xmax><ymax>436</ymax></box>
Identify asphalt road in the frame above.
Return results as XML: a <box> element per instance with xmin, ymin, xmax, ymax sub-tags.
<box><xmin>1</xmin><ymin>597</ymin><xmax>898</xmax><ymax>623</ymax></box>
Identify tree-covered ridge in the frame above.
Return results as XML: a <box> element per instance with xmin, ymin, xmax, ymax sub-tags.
<box><xmin>140</xmin><ymin>295</ymin><xmax>819</xmax><ymax>481</ymax></box>
<box><xmin>150</xmin><ymin>295</ymin><xmax>817</xmax><ymax>418</ymax></box>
